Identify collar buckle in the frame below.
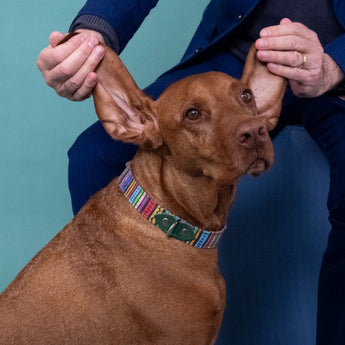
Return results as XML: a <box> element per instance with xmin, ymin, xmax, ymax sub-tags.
<box><xmin>154</xmin><ymin>214</ymin><xmax>196</xmax><ymax>241</ymax></box>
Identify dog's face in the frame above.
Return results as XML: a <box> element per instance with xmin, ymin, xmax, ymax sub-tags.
<box><xmin>154</xmin><ymin>71</ymin><xmax>275</xmax><ymax>186</ymax></box>
<box><xmin>93</xmin><ymin>44</ymin><xmax>286</xmax><ymax>186</ymax></box>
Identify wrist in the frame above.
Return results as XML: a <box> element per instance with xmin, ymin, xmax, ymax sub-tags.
<box><xmin>322</xmin><ymin>53</ymin><xmax>345</xmax><ymax>94</ymax></box>
<box><xmin>75</xmin><ymin>29</ymin><xmax>105</xmax><ymax>44</ymax></box>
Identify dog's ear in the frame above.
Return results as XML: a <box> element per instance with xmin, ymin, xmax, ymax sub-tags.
<box><xmin>93</xmin><ymin>44</ymin><xmax>163</xmax><ymax>149</ymax></box>
<box><xmin>241</xmin><ymin>44</ymin><xmax>287</xmax><ymax>130</ymax></box>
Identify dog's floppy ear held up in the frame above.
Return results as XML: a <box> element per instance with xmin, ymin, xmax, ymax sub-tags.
<box><xmin>92</xmin><ymin>43</ymin><xmax>163</xmax><ymax>149</ymax></box>
<box><xmin>241</xmin><ymin>45</ymin><xmax>287</xmax><ymax>130</ymax></box>
<box><xmin>58</xmin><ymin>32</ymin><xmax>162</xmax><ymax>149</ymax></box>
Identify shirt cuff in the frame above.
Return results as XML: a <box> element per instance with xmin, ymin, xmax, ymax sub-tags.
<box><xmin>69</xmin><ymin>14</ymin><xmax>121</xmax><ymax>53</ymax></box>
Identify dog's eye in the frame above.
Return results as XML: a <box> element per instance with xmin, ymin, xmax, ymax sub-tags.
<box><xmin>241</xmin><ymin>89</ymin><xmax>253</xmax><ymax>104</ymax></box>
<box><xmin>184</xmin><ymin>108</ymin><xmax>201</xmax><ymax>121</ymax></box>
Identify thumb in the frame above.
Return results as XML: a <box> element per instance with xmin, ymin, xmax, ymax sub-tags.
<box><xmin>49</xmin><ymin>31</ymin><xmax>67</xmax><ymax>48</ymax></box>
<box><xmin>280</xmin><ymin>18</ymin><xmax>292</xmax><ymax>25</ymax></box>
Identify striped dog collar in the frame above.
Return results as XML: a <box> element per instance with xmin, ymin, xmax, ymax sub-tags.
<box><xmin>119</xmin><ymin>164</ymin><xmax>226</xmax><ymax>249</ymax></box>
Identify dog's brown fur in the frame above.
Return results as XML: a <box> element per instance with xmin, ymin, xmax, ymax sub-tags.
<box><xmin>0</xmin><ymin>37</ymin><xmax>286</xmax><ymax>344</ymax></box>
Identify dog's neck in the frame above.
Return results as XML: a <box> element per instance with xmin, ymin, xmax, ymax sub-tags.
<box><xmin>130</xmin><ymin>150</ymin><xmax>236</xmax><ymax>232</ymax></box>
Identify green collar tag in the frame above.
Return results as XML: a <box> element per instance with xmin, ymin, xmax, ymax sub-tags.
<box><xmin>153</xmin><ymin>214</ymin><xmax>196</xmax><ymax>241</ymax></box>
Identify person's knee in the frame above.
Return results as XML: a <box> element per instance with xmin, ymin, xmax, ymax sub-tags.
<box><xmin>68</xmin><ymin>121</ymin><xmax>137</xmax><ymax>214</ymax></box>
<box><xmin>68</xmin><ymin>122</ymin><xmax>111</xmax><ymax>190</ymax></box>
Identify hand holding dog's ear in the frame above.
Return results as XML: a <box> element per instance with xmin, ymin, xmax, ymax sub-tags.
<box><xmin>37</xmin><ymin>30</ymin><xmax>105</xmax><ymax>101</ymax></box>
<box><xmin>241</xmin><ymin>45</ymin><xmax>287</xmax><ymax>130</ymax></box>
<box><xmin>93</xmin><ymin>44</ymin><xmax>163</xmax><ymax>149</ymax></box>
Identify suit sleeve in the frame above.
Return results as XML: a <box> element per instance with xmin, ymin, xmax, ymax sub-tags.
<box><xmin>69</xmin><ymin>0</ymin><xmax>160</xmax><ymax>53</ymax></box>
<box><xmin>324</xmin><ymin>34</ymin><xmax>345</xmax><ymax>75</ymax></box>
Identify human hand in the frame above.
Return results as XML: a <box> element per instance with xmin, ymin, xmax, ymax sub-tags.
<box><xmin>37</xmin><ymin>29</ymin><xmax>105</xmax><ymax>101</ymax></box>
<box><xmin>255</xmin><ymin>18</ymin><xmax>344</xmax><ymax>98</ymax></box>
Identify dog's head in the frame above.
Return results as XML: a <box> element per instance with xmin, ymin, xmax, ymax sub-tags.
<box><xmin>93</xmin><ymin>43</ymin><xmax>286</xmax><ymax>186</ymax></box>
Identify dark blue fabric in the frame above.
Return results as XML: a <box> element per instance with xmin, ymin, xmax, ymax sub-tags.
<box><xmin>300</xmin><ymin>96</ymin><xmax>345</xmax><ymax>345</ymax></box>
<box><xmin>227</xmin><ymin>0</ymin><xmax>344</xmax><ymax>62</ymax></box>
<box><xmin>68</xmin><ymin>122</ymin><xmax>138</xmax><ymax>215</ymax></box>
<box><xmin>70</xmin><ymin>0</ymin><xmax>159</xmax><ymax>52</ymax></box>
<box><xmin>71</xmin><ymin>0</ymin><xmax>345</xmax><ymax>73</ymax></box>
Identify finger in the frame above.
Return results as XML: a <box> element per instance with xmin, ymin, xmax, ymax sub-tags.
<box><xmin>280</xmin><ymin>18</ymin><xmax>292</xmax><ymax>25</ymax></box>
<box><xmin>257</xmin><ymin>49</ymin><xmax>306</xmax><ymax>68</ymax></box>
<box><xmin>266</xmin><ymin>62</ymin><xmax>309</xmax><ymax>82</ymax></box>
<box><xmin>49</xmin><ymin>31</ymin><xmax>67</xmax><ymax>48</ymax></box>
<box><xmin>256</xmin><ymin>34</ymin><xmax>312</xmax><ymax>53</ymax></box>
<box><xmin>260</xmin><ymin>21</ymin><xmax>311</xmax><ymax>40</ymax></box>
<box><xmin>40</xmin><ymin>33</ymin><xmax>90</xmax><ymax>71</ymax></box>
<box><xmin>56</xmin><ymin>45</ymin><xmax>105</xmax><ymax>98</ymax></box>
<box><xmin>69</xmin><ymin>72</ymin><xmax>99</xmax><ymax>101</ymax></box>
<box><xmin>46</xmin><ymin>37</ymin><xmax>100</xmax><ymax>87</ymax></box>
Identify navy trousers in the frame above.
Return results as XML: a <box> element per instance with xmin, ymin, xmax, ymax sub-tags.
<box><xmin>68</xmin><ymin>51</ymin><xmax>345</xmax><ymax>344</ymax></box>
<box><xmin>300</xmin><ymin>96</ymin><xmax>345</xmax><ymax>345</ymax></box>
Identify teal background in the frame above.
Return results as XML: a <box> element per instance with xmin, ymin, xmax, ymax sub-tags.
<box><xmin>0</xmin><ymin>0</ymin><xmax>209</xmax><ymax>292</ymax></box>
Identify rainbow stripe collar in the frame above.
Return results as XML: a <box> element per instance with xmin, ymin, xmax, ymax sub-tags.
<box><xmin>119</xmin><ymin>164</ymin><xmax>226</xmax><ymax>249</ymax></box>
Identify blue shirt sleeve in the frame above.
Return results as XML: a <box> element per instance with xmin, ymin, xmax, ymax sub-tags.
<box><xmin>70</xmin><ymin>14</ymin><xmax>121</xmax><ymax>52</ymax></box>
<box><xmin>324</xmin><ymin>34</ymin><xmax>345</xmax><ymax>76</ymax></box>
<box><xmin>69</xmin><ymin>0</ymin><xmax>160</xmax><ymax>53</ymax></box>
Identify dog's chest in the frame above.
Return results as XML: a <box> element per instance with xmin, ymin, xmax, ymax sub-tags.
<box><xmin>82</xmin><ymin>184</ymin><xmax>226</xmax><ymax>344</ymax></box>
<box><xmin>105</xmin><ymin>236</ymin><xmax>226</xmax><ymax>344</ymax></box>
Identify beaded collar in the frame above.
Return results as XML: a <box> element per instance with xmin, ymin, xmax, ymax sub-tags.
<box><xmin>119</xmin><ymin>164</ymin><xmax>226</xmax><ymax>249</ymax></box>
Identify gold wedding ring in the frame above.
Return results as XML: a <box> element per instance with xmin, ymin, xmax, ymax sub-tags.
<box><xmin>298</xmin><ymin>54</ymin><xmax>307</xmax><ymax>69</ymax></box>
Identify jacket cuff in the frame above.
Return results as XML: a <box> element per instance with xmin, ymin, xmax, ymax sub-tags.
<box><xmin>69</xmin><ymin>14</ymin><xmax>121</xmax><ymax>53</ymax></box>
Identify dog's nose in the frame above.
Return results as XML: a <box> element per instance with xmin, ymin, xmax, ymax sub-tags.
<box><xmin>236</xmin><ymin>121</ymin><xmax>269</xmax><ymax>149</ymax></box>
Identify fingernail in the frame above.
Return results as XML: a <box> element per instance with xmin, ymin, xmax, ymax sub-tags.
<box><xmin>94</xmin><ymin>46</ymin><xmax>105</xmax><ymax>58</ymax></box>
<box><xmin>79</xmin><ymin>34</ymin><xmax>88</xmax><ymax>43</ymax></box>
<box><xmin>258</xmin><ymin>50</ymin><xmax>269</xmax><ymax>58</ymax></box>
<box><xmin>88</xmin><ymin>37</ymin><xmax>99</xmax><ymax>48</ymax></box>
<box><xmin>257</xmin><ymin>38</ymin><xmax>268</xmax><ymax>48</ymax></box>
<box><xmin>267</xmin><ymin>62</ymin><xmax>278</xmax><ymax>71</ymax></box>
<box><xmin>260</xmin><ymin>29</ymin><xmax>271</xmax><ymax>37</ymax></box>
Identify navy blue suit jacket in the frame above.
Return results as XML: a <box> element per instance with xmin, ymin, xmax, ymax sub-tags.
<box><xmin>73</xmin><ymin>0</ymin><xmax>345</xmax><ymax>77</ymax></box>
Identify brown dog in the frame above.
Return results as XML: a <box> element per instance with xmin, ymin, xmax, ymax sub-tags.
<box><xmin>0</xmin><ymin>36</ymin><xmax>286</xmax><ymax>344</ymax></box>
